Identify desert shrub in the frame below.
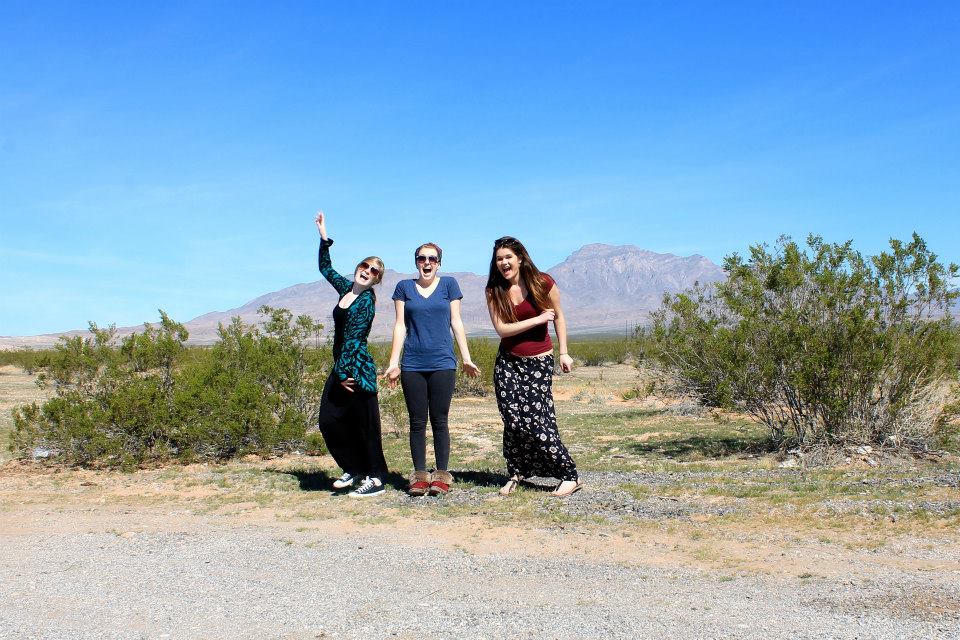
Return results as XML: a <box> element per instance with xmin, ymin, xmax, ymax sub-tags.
<box><xmin>455</xmin><ymin>337</ymin><xmax>499</xmax><ymax>396</ymax></box>
<box><xmin>303</xmin><ymin>431</ymin><xmax>328</xmax><ymax>456</ymax></box>
<box><xmin>648</xmin><ymin>233</ymin><xmax>959</xmax><ymax>451</ymax></box>
<box><xmin>569</xmin><ymin>338</ymin><xmax>633</xmax><ymax>366</ymax></box>
<box><xmin>0</xmin><ymin>348</ymin><xmax>55</xmax><ymax>374</ymax></box>
<box><xmin>10</xmin><ymin>307</ymin><xmax>329</xmax><ymax>467</ymax></box>
<box><xmin>378</xmin><ymin>384</ymin><xmax>409</xmax><ymax>437</ymax></box>
<box><xmin>367</xmin><ymin>340</ymin><xmax>392</xmax><ymax>370</ymax></box>
<box><xmin>171</xmin><ymin>307</ymin><xmax>328</xmax><ymax>460</ymax></box>
<box><xmin>10</xmin><ymin>313</ymin><xmax>187</xmax><ymax>468</ymax></box>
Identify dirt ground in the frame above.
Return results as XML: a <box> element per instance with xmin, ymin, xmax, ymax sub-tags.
<box><xmin>2</xmin><ymin>362</ymin><xmax>958</xmax><ymax>585</ymax></box>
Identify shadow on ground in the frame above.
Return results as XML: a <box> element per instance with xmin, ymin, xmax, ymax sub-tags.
<box><xmin>270</xmin><ymin>468</ymin><xmax>411</xmax><ymax>493</ymax></box>
<box><xmin>630</xmin><ymin>432</ymin><xmax>777</xmax><ymax>459</ymax></box>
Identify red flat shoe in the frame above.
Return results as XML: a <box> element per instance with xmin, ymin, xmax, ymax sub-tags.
<box><xmin>428</xmin><ymin>470</ymin><xmax>453</xmax><ymax>496</ymax></box>
<box><xmin>408</xmin><ymin>470</ymin><xmax>431</xmax><ymax>497</ymax></box>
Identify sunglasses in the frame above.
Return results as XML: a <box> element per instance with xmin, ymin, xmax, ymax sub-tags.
<box><xmin>416</xmin><ymin>255</ymin><xmax>440</xmax><ymax>265</ymax></box>
<box><xmin>358</xmin><ymin>261</ymin><xmax>381</xmax><ymax>277</ymax></box>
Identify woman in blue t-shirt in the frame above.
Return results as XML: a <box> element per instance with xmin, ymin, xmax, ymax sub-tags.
<box><xmin>384</xmin><ymin>242</ymin><xmax>481</xmax><ymax>496</ymax></box>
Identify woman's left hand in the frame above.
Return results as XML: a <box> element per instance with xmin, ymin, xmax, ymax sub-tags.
<box><xmin>462</xmin><ymin>361</ymin><xmax>481</xmax><ymax>378</ymax></box>
<box><xmin>558</xmin><ymin>354</ymin><xmax>574</xmax><ymax>373</ymax></box>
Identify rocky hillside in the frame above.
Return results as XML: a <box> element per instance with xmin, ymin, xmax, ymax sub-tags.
<box><xmin>1</xmin><ymin>244</ymin><xmax>725</xmax><ymax>346</ymax></box>
<box><xmin>175</xmin><ymin>243</ymin><xmax>724</xmax><ymax>342</ymax></box>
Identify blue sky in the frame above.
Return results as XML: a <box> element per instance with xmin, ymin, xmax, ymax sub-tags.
<box><xmin>2</xmin><ymin>1</ymin><xmax>958</xmax><ymax>336</ymax></box>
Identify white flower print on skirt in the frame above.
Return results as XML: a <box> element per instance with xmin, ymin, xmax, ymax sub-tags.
<box><xmin>493</xmin><ymin>350</ymin><xmax>578</xmax><ymax>482</ymax></box>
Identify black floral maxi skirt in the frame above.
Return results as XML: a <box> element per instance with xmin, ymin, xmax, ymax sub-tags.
<box><xmin>493</xmin><ymin>351</ymin><xmax>578</xmax><ymax>482</ymax></box>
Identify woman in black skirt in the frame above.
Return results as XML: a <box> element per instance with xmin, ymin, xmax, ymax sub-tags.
<box><xmin>314</xmin><ymin>210</ymin><xmax>388</xmax><ymax>497</ymax></box>
<box><xmin>485</xmin><ymin>236</ymin><xmax>581</xmax><ymax>497</ymax></box>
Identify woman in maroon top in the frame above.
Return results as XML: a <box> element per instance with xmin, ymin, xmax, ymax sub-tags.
<box><xmin>485</xmin><ymin>236</ymin><xmax>581</xmax><ymax>497</ymax></box>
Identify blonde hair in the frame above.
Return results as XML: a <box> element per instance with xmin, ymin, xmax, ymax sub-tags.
<box><xmin>356</xmin><ymin>256</ymin><xmax>385</xmax><ymax>285</ymax></box>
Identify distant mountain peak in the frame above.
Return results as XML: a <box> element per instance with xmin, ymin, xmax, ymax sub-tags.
<box><xmin>1</xmin><ymin>243</ymin><xmax>725</xmax><ymax>347</ymax></box>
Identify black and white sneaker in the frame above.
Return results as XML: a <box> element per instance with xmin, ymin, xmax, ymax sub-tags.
<box><xmin>348</xmin><ymin>476</ymin><xmax>384</xmax><ymax>497</ymax></box>
<box><xmin>332</xmin><ymin>472</ymin><xmax>356</xmax><ymax>490</ymax></box>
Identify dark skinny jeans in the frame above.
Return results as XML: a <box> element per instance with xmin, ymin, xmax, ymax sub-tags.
<box><xmin>400</xmin><ymin>369</ymin><xmax>456</xmax><ymax>472</ymax></box>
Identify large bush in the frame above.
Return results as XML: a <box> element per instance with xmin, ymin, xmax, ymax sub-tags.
<box><xmin>10</xmin><ymin>307</ymin><xmax>329</xmax><ymax>468</ymax></box>
<box><xmin>648</xmin><ymin>233</ymin><xmax>959</xmax><ymax>451</ymax></box>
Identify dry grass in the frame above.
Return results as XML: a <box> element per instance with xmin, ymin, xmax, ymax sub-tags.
<box><xmin>0</xmin><ymin>365</ymin><xmax>51</xmax><ymax>463</ymax></box>
<box><xmin>2</xmin><ymin>361</ymin><xmax>959</xmax><ymax>575</ymax></box>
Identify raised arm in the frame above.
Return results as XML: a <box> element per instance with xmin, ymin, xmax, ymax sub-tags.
<box><xmin>485</xmin><ymin>290</ymin><xmax>555</xmax><ymax>339</ymax></box>
<box><xmin>450</xmin><ymin>299</ymin><xmax>480</xmax><ymax>377</ymax></box>
<box><xmin>547</xmin><ymin>285</ymin><xmax>574</xmax><ymax>373</ymax></box>
<box><xmin>314</xmin><ymin>210</ymin><xmax>352</xmax><ymax>296</ymax></box>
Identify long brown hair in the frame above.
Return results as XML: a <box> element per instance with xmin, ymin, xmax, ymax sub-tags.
<box><xmin>485</xmin><ymin>236</ymin><xmax>551</xmax><ymax>322</ymax></box>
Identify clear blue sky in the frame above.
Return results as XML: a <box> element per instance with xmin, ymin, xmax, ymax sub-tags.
<box><xmin>2</xmin><ymin>1</ymin><xmax>958</xmax><ymax>336</ymax></box>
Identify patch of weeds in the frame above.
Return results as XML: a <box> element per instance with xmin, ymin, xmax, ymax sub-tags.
<box><xmin>691</xmin><ymin>545</ymin><xmax>718</xmax><ymax>563</ymax></box>
<box><xmin>620</xmin><ymin>483</ymin><xmax>652</xmax><ymax>500</ymax></box>
<box><xmin>620</xmin><ymin>387</ymin><xmax>644</xmax><ymax>401</ymax></box>
<box><xmin>843</xmin><ymin>537</ymin><xmax>886</xmax><ymax>551</ymax></box>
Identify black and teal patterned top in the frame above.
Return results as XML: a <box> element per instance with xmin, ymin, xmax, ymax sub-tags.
<box><xmin>318</xmin><ymin>238</ymin><xmax>378</xmax><ymax>393</ymax></box>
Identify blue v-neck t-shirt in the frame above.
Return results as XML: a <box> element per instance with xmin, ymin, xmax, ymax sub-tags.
<box><xmin>392</xmin><ymin>276</ymin><xmax>463</xmax><ymax>371</ymax></box>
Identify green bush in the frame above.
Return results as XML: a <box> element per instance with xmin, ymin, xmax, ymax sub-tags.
<box><xmin>568</xmin><ymin>338</ymin><xmax>634</xmax><ymax>366</ymax></box>
<box><xmin>10</xmin><ymin>307</ymin><xmax>329</xmax><ymax>468</ymax></box>
<box><xmin>648</xmin><ymin>233</ymin><xmax>960</xmax><ymax>451</ymax></box>
<box><xmin>455</xmin><ymin>337</ymin><xmax>498</xmax><ymax>396</ymax></box>
<box><xmin>11</xmin><ymin>313</ymin><xmax>186</xmax><ymax>468</ymax></box>
<box><xmin>0</xmin><ymin>348</ymin><xmax>55</xmax><ymax>374</ymax></box>
<box><xmin>171</xmin><ymin>307</ymin><xmax>329</xmax><ymax>460</ymax></box>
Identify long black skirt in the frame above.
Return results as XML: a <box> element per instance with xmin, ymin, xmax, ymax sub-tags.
<box><xmin>493</xmin><ymin>351</ymin><xmax>578</xmax><ymax>482</ymax></box>
<box><xmin>317</xmin><ymin>374</ymin><xmax>388</xmax><ymax>479</ymax></box>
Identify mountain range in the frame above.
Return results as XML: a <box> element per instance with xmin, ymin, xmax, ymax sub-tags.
<box><xmin>1</xmin><ymin>244</ymin><xmax>725</xmax><ymax>348</ymax></box>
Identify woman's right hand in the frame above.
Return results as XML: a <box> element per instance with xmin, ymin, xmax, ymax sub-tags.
<box><xmin>538</xmin><ymin>308</ymin><xmax>556</xmax><ymax>324</ymax></box>
<box><xmin>314</xmin><ymin>210</ymin><xmax>328</xmax><ymax>240</ymax></box>
<box><xmin>382</xmin><ymin>364</ymin><xmax>401</xmax><ymax>388</ymax></box>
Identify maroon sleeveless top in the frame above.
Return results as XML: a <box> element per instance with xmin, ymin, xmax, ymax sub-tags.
<box><xmin>500</xmin><ymin>274</ymin><xmax>555</xmax><ymax>357</ymax></box>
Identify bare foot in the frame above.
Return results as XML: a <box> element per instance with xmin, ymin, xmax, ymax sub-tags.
<box><xmin>499</xmin><ymin>476</ymin><xmax>520</xmax><ymax>496</ymax></box>
<box><xmin>551</xmin><ymin>479</ymin><xmax>583</xmax><ymax>497</ymax></box>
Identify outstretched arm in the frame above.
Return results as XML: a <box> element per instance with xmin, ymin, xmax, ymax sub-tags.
<box><xmin>314</xmin><ymin>210</ymin><xmax>352</xmax><ymax>296</ymax></box>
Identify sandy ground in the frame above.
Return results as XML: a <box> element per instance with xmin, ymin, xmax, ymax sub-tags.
<box><xmin>2</xmin><ymin>363</ymin><xmax>959</xmax><ymax>638</ymax></box>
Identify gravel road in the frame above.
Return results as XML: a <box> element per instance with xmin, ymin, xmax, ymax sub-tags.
<box><xmin>2</xmin><ymin>510</ymin><xmax>958</xmax><ymax>640</ymax></box>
